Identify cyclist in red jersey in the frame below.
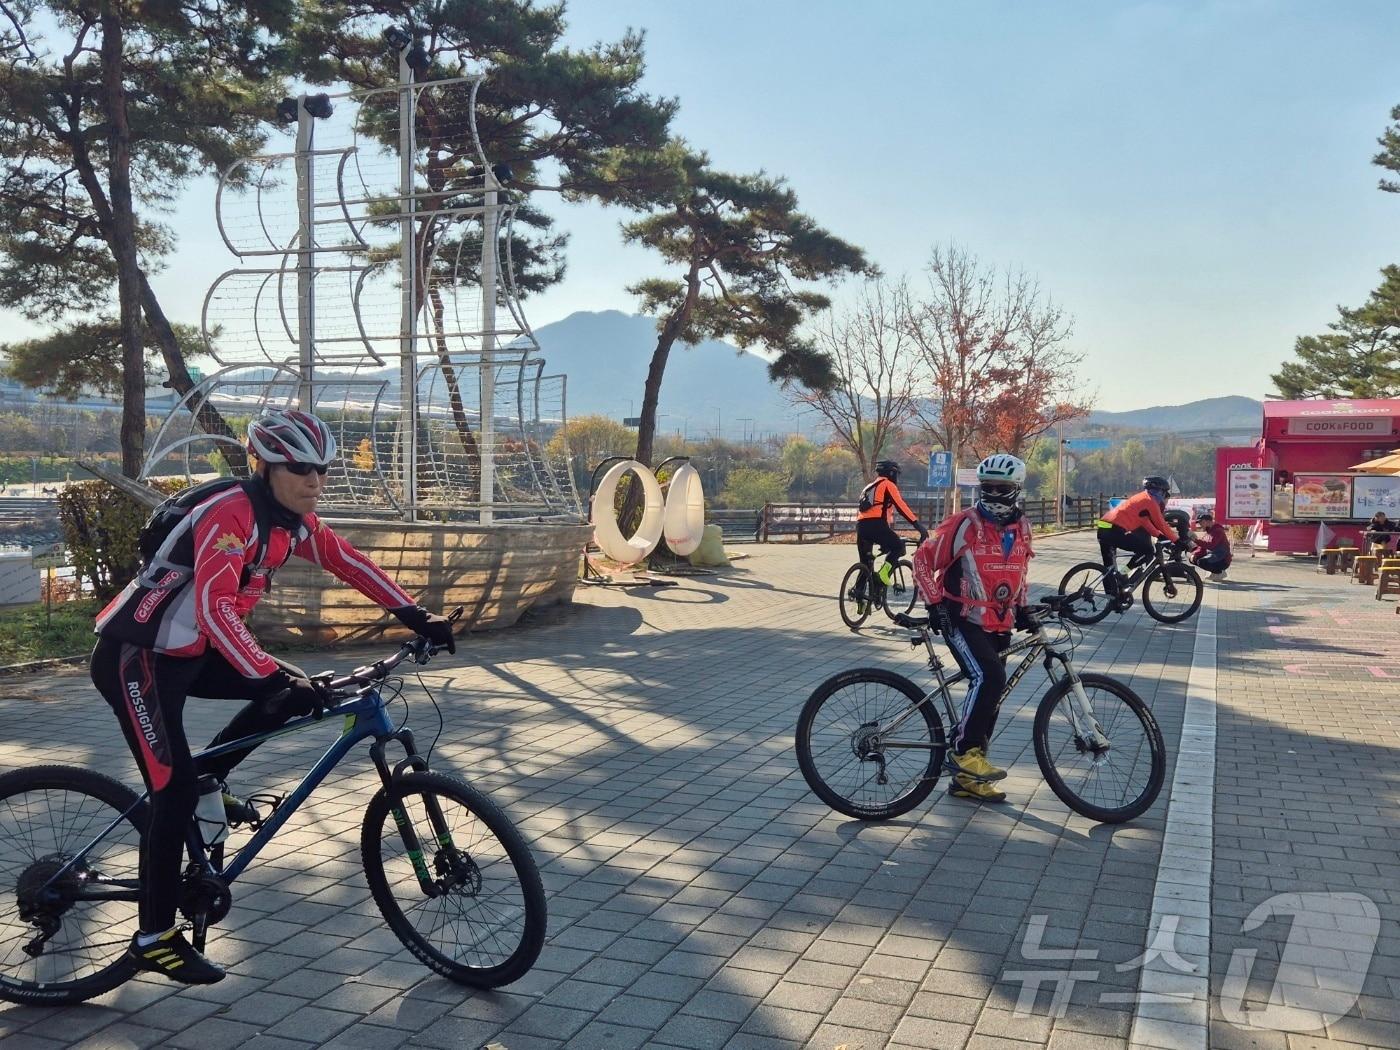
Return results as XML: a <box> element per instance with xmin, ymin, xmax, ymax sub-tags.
<box><xmin>913</xmin><ymin>454</ymin><xmax>1035</xmax><ymax>804</ymax></box>
<box><xmin>90</xmin><ymin>410</ymin><xmax>455</xmax><ymax>984</ymax></box>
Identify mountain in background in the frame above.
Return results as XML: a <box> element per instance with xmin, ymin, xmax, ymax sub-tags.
<box><xmin>1080</xmin><ymin>396</ymin><xmax>1262</xmax><ymax>433</ymax></box>
<box><xmin>528</xmin><ymin>310</ymin><xmax>800</xmax><ymax>439</ymax></box>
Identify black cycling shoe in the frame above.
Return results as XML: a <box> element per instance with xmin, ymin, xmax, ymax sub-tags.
<box><xmin>127</xmin><ymin>928</ymin><xmax>225</xmax><ymax>984</ymax></box>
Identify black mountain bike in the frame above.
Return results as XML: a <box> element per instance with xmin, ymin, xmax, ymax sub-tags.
<box><xmin>838</xmin><ymin>550</ymin><xmax>918</xmax><ymax>629</ymax></box>
<box><xmin>795</xmin><ymin>596</ymin><xmax>1166</xmax><ymax>824</ymax></box>
<box><xmin>1057</xmin><ymin>538</ymin><xmax>1203</xmax><ymax>625</ymax></box>
<box><xmin>0</xmin><ymin>622</ymin><xmax>547</xmax><ymax>1005</ymax></box>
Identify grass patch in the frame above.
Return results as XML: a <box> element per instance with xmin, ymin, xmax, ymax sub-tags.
<box><xmin>0</xmin><ymin>599</ymin><xmax>97</xmax><ymax>665</ymax></box>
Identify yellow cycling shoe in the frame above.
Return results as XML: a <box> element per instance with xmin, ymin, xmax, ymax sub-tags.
<box><xmin>948</xmin><ymin>774</ymin><xmax>1007</xmax><ymax>803</ymax></box>
<box><xmin>945</xmin><ymin>747</ymin><xmax>1007</xmax><ymax>782</ymax></box>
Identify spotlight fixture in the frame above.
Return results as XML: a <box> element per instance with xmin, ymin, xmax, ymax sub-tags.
<box><xmin>406</xmin><ymin>41</ymin><xmax>430</xmax><ymax>76</ymax></box>
<box><xmin>274</xmin><ymin>97</ymin><xmax>298</xmax><ymax>124</ymax></box>
<box><xmin>303</xmin><ymin>93</ymin><xmax>334</xmax><ymax>120</ymax></box>
<box><xmin>382</xmin><ymin>26</ymin><xmax>412</xmax><ymax>50</ymax></box>
<box><xmin>490</xmin><ymin>163</ymin><xmax>514</xmax><ymax>186</ymax></box>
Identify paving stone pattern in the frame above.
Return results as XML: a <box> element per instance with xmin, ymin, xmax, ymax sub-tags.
<box><xmin>0</xmin><ymin>535</ymin><xmax>1391</xmax><ymax>1049</ymax></box>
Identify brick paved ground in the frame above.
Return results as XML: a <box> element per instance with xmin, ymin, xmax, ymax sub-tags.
<box><xmin>0</xmin><ymin>534</ymin><xmax>1394</xmax><ymax>1050</ymax></box>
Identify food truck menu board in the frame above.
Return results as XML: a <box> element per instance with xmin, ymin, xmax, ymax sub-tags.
<box><xmin>1292</xmin><ymin>474</ymin><xmax>1353</xmax><ymax>519</ymax></box>
<box><xmin>1226</xmin><ymin>468</ymin><xmax>1273</xmax><ymax>519</ymax></box>
<box><xmin>1352</xmin><ymin>474</ymin><xmax>1400</xmax><ymax>516</ymax></box>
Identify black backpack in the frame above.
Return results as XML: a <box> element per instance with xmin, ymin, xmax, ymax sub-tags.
<box><xmin>857</xmin><ymin>480</ymin><xmax>881</xmax><ymax>514</ymax></box>
<box><xmin>137</xmin><ymin>477</ymin><xmax>276</xmax><ymax>576</ymax></box>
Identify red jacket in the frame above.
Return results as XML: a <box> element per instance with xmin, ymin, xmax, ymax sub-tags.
<box><xmin>1103</xmin><ymin>491</ymin><xmax>1178</xmax><ymax>543</ymax></box>
<box><xmin>913</xmin><ymin>508</ymin><xmax>1033</xmax><ymax>632</ymax></box>
<box><xmin>1192</xmin><ymin>523</ymin><xmax>1231</xmax><ymax>564</ymax></box>
<box><xmin>97</xmin><ymin>485</ymin><xmax>413</xmax><ymax>681</ymax></box>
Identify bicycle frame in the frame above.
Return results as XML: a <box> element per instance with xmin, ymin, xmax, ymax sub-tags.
<box><xmin>42</xmin><ymin>686</ymin><xmax>430</xmax><ymax>906</ymax></box>
<box><xmin>876</xmin><ymin>623</ymin><xmax>1109</xmax><ymax>755</ymax></box>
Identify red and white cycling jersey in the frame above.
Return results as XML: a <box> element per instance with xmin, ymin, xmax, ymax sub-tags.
<box><xmin>96</xmin><ymin>484</ymin><xmax>413</xmax><ymax>680</ymax></box>
<box><xmin>913</xmin><ymin>507</ymin><xmax>1033</xmax><ymax>632</ymax></box>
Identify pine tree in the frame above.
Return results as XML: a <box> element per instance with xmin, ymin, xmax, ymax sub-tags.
<box><xmin>1271</xmin><ymin>266</ymin><xmax>1400</xmax><ymax>398</ymax></box>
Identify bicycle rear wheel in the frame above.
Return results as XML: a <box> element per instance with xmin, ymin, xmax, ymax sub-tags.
<box><xmin>1032</xmin><ymin>674</ymin><xmax>1165</xmax><ymax>823</ymax></box>
<box><xmin>1142</xmin><ymin>562</ymin><xmax>1203</xmax><ymax>623</ymax></box>
<box><xmin>0</xmin><ymin>766</ymin><xmax>144</xmax><ymax>1005</ymax></box>
<box><xmin>1056</xmin><ymin>562</ymin><xmax>1116</xmax><ymax>625</ymax></box>
<box><xmin>795</xmin><ymin>669</ymin><xmax>946</xmax><ymax>820</ymax></box>
<box><xmin>881</xmin><ymin>560</ymin><xmax>919</xmax><ymax>620</ymax></box>
<box><xmin>362</xmin><ymin>770</ymin><xmax>545</xmax><ymax>988</ymax></box>
<box><xmin>838</xmin><ymin>563</ymin><xmax>875</xmax><ymax>630</ymax></box>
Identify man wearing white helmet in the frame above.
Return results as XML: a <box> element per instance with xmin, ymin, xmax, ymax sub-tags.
<box><xmin>90</xmin><ymin>409</ymin><xmax>456</xmax><ymax>984</ymax></box>
<box><xmin>912</xmin><ymin>453</ymin><xmax>1035</xmax><ymax>803</ymax></box>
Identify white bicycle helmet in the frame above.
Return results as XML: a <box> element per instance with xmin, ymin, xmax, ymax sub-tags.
<box><xmin>246</xmin><ymin>409</ymin><xmax>337</xmax><ymax>467</ymax></box>
<box><xmin>975</xmin><ymin>453</ymin><xmax>1026</xmax><ymax>524</ymax></box>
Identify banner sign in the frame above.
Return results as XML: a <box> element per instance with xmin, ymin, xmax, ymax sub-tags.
<box><xmin>1292</xmin><ymin>474</ymin><xmax>1353</xmax><ymax>519</ymax></box>
<box><xmin>1285</xmin><ymin>416</ymin><xmax>1391</xmax><ymax>437</ymax></box>
<box><xmin>1226</xmin><ymin>468</ymin><xmax>1273</xmax><ymax>520</ymax></box>
<box><xmin>1352</xmin><ymin>474</ymin><xmax>1400</xmax><ymax>517</ymax></box>
<box><xmin>955</xmin><ymin>467</ymin><xmax>979</xmax><ymax>488</ymax></box>
<box><xmin>927</xmin><ymin>451</ymin><xmax>952</xmax><ymax>489</ymax></box>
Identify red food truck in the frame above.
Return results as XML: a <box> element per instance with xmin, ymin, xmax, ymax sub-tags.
<box><xmin>1214</xmin><ymin>398</ymin><xmax>1400</xmax><ymax>553</ymax></box>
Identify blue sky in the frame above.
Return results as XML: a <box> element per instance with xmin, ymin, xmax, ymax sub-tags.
<box><xmin>9</xmin><ymin>1</ymin><xmax>1400</xmax><ymax>411</ymax></box>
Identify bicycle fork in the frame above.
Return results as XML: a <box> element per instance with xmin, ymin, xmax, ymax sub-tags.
<box><xmin>370</xmin><ymin>732</ymin><xmax>472</xmax><ymax>899</ymax></box>
<box><xmin>1045</xmin><ymin>655</ymin><xmax>1110</xmax><ymax>755</ymax></box>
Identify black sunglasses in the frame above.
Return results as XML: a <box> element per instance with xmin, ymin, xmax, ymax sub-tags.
<box><xmin>283</xmin><ymin>462</ymin><xmax>329</xmax><ymax>476</ymax></box>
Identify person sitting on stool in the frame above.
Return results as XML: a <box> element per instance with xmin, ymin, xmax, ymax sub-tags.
<box><xmin>1363</xmin><ymin>511</ymin><xmax>1398</xmax><ymax>554</ymax></box>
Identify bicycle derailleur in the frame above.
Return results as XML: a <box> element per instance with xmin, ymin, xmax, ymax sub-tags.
<box><xmin>851</xmin><ymin>720</ymin><xmax>890</xmax><ymax>786</ymax></box>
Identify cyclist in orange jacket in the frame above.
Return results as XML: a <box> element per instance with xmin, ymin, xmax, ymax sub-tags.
<box><xmin>854</xmin><ymin>461</ymin><xmax>928</xmax><ymax>600</ymax></box>
<box><xmin>1096</xmin><ymin>476</ymin><xmax>1178</xmax><ymax>589</ymax></box>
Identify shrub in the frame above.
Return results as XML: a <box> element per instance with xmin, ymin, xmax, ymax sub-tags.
<box><xmin>58</xmin><ymin>479</ymin><xmax>184</xmax><ymax>601</ymax></box>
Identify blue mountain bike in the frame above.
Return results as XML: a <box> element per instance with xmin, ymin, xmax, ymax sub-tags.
<box><xmin>0</xmin><ymin>623</ymin><xmax>546</xmax><ymax>1004</ymax></box>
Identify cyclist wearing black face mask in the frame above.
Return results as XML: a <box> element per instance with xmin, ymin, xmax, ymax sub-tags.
<box><xmin>90</xmin><ymin>409</ymin><xmax>456</xmax><ymax>984</ymax></box>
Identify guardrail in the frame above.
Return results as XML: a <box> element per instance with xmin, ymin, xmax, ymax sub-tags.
<box><xmin>0</xmin><ymin>498</ymin><xmax>60</xmax><ymax>524</ymax></box>
<box><xmin>757</xmin><ymin>495</ymin><xmax>1111</xmax><ymax>542</ymax></box>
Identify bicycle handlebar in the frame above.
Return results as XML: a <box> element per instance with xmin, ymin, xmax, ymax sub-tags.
<box><xmin>321</xmin><ymin>606</ymin><xmax>464</xmax><ymax>701</ymax></box>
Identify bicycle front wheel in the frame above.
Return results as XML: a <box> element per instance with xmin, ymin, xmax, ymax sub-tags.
<box><xmin>838</xmin><ymin>563</ymin><xmax>875</xmax><ymax>630</ymax></box>
<box><xmin>0</xmin><ymin>766</ymin><xmax>145</xmax><ymax>1005</ymax></box>
<box><xmin>881</xmin><ymin>560</ymin><xmax>919</xmax><ymax>620</ymax></box>
<box><xmin>795</xmin><ymin>669</ymin><xmax>947</xmax><ymax>820</ymax></box>
<box><xmin>362</xmin><ymin>770</ymin><xmax>546</xmax><ymax>988</ymax></box>
<box><xmin>1032</xmin><ymin>674</ymin><xmax>1165</xmax><ymax>823</ymax></box>
<box><xmin>1142</xmin><ymin>562</ymin><xmax>1203</xmax><ymax>623</ymax></box>
<box><xmin>1057</xmin><ymin>562</ymin><xmax>1115</xmax><ymax>625</ymax></box>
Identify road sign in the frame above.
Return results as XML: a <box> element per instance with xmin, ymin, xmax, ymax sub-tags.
<box><xmin>31</xmin><ymin>543</ymin><xmax>66</xmax><ymax>570</ymax></box>
<box><xmin>623</xmin><ymin>417</ymin><xmax>641</xmax><ymax>428</ymax></box>
<box><xmin>927</xmin><ymin>450</ymin><xmax>953</xmax><ymax>488</ymax></box>
<box><xmin>1063</xmin><ymin>437</ymin><xmax>1112</xmax><ymax>452</ymax></box>
<box><xmin>955</xmin><ymin>467</ymin><xmax>979</xmax><ymax>488</ymax></box>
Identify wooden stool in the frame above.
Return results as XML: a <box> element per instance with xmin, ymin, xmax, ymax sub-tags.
<box><xmin>1376</xmin><ymin>560</ymin><xmax>1400</xmax><ymax>600</ymax></box>
<box><xmin>1339</xmin><ymin>548</ymin><xmax>1358</xmax><ymax>572</ymax></box>
<box><xmin>1354</xmin><ymin>555</ymin><xmax>1379</xmax><ymax>585</ymax></box>
<box><xmin>1319</xmin><ymin>547</ymin><xmax>1345</xmax><ymax>574</ymax></box>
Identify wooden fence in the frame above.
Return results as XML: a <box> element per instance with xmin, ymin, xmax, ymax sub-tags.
<box><xmin>757</xmin><ymin>495</ymin><xmax>1112</xmax><ymax>543</ymax></box>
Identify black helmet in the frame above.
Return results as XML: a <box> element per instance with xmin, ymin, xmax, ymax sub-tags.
<box><xmin>875</xmin><ymin>460</ymin><xmax>901</xmax><ymax>480</ymax></box>
<box><xmin>1142</xmin><ymin>475</ymin><xmax>1170</xmax><ymax>495</ymax></box>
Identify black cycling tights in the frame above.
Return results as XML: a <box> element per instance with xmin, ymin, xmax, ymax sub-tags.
<box><xmin>1097</xmin><ymin>524</ymin><xmax>1156</xmax><ymax>570</ymax></box>
<box><xmin>942</xmin><ymin>608</ymin><xmax>1011</xmax><ymax>755</ymax></box>
<box><xmin>90</xmin><ymin>637</ymin><xmax>303</xmax><ymax>932</ymax></box>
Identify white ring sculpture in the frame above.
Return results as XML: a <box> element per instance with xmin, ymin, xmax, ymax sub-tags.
<box><xmin>591</xmin><ymin>460</ymin><xmax>665</xmax><ymax>563</ymax></box>
<box><xmin>663</xmin><ymin>463</ymin><xmax>706</xmax><ymax>556</ymax></box>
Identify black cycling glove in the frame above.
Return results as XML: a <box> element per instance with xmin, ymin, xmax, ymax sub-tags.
<box><xmin>1014</xmin><ymin>606</ymin><xmax>1038</xmax><ymax>633</ymax></box>
<box><xmin>255</xmin><ymin>669</ymin><xmax>331</xmax><ymax>719</ymax></box>
<box><xmin>391</xmin><ymin>604</ymin><xmax>457</xmax><ymax>654</ymax></box>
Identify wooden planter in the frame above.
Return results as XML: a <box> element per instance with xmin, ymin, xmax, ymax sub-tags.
<box><xmin>250</xmin><ymin>518</ymin><xmax>592</xmax><ymax>647</ymax></box>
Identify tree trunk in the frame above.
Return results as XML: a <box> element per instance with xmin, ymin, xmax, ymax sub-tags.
<box><xmin>99</xmin><ymin>7</ymin><xmax>144</xmax><ymax>479</ymax></box>
<box><xmin>635</xmin><ymin>263</ymin><xmax>702</xmax><ymax>468</ymax></box>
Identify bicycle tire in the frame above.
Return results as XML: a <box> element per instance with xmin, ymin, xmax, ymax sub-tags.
<box><xmin>838</xmin><ymin>562</ymin><xmax>875</xmax><ymax>630</ymax></box>
<box><xmin>1032</xmin><ymin>674</ymin><xmax>1165</xmax><ymax>824</ymax></box>
<box><xmin>1141</xmin><ymin>562</ymin><xmax>1203</xmax><ymax>623</ymax></box>
<box><xmin>795</xmin><ymin>668</ymin><xmax>946</xmax><ymax>820</ymax></box>
<box><xmin>881</xmin><ymin>560</ymin><xmax>919</xmax><ymax>620</ymax></box>
<box><xmin>0</xmin><ymin>765</ymin><xmax>145</xmax><ymax>1005</ymax></box>
<box><xmin>361</xmin><ymin>770</ymin><xmax>545</xmax><ymax>988</ymax></box>
<box><xmin>1056</xmin><ymin>562</ymin><xmax>1116</xmax><ymax>625</ymax></box>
